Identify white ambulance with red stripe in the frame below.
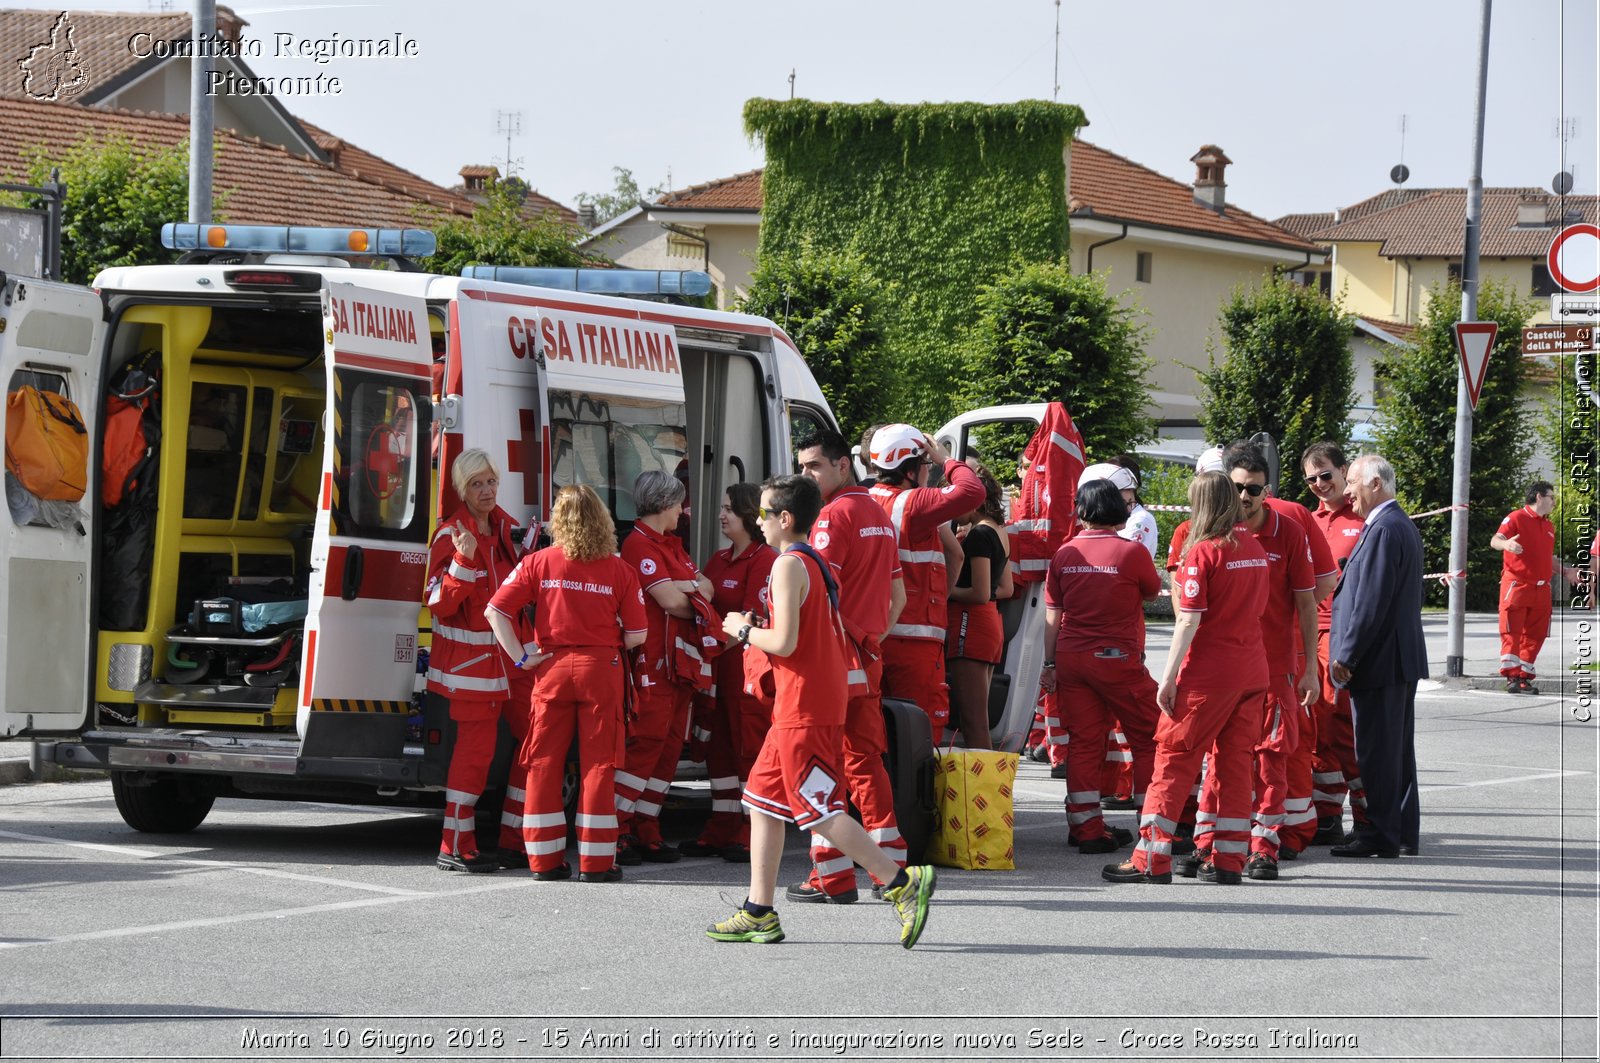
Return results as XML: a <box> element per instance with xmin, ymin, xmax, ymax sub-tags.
<box><xmin>0</xmin><ymin>222</ymin><xmax>840</xmax><ymax>833</ymax></box>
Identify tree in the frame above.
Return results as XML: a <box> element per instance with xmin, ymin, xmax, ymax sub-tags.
<box><xmin>1535</xmin><ymin>352</ymin><xmax>1599</xmax><ymax>565</ymax></box>
<box><xmin>575</xmin><ymin>166</ymin><xmax>663</xmax><ymax>225</ymax></box>
<box><xmin>962</xmin><ymin>261</ymin><xmax>1156</xmax><ymax>470</ymax></box>
<box><xmin>737</xmin><ymin>245</ymin><xmax>896</xmax><ymax>445</ymax></box>
<box><xmin>421</xmin><ymin>179</ymin><xmax>585</xmax><ymax>276</ymax></box>
<box><xmin>16</xmin><ymin>134</ymin><xmax>198</xmax><ymax>284</ymax></box>
<box><xmin>1374</xmin><ymin>279</ymin><xmax>1537</xmax><ymax>610</ymax></box>
<box><xmin>1197</xmin><ymin>277</ymin><xmax>1356</xmax><ymax>505</ymax></box>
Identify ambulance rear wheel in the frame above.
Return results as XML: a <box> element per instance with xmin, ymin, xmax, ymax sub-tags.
<box><xmin>110</xmin><ymin>772</ymin><xmax>216</xmax><ymax>833</ymax></box>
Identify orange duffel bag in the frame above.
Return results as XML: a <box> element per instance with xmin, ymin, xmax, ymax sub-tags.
<box><xmin>6</xmin><ymin>385</ymin><xmax>89</xmax><ymax>502</ymax></box>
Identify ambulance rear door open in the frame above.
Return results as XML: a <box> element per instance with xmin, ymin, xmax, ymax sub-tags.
<box><xmin>295</xmin><ymin>281</ymin><xmax>433</xmax><ymax>761</ymax></box>
<box><xmin>0</xmin><ymin>276</ymin><xmax>104</xmax><ymax>737</ymax></box>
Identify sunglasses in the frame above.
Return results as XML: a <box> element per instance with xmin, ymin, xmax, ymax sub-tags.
<box><xmin>1304</xmin><ymin>470</ymin><xmax>1336</xmax><ymax>485</ymax></box>
<box><xmin>1234</xmin><ymin>483</ymin><xmax>1266</xmax><ymax>497</ymax></box>
<box><xmin>757</xmin><ymin>506</ymin><xmax>778</xmax><ymax>520</ymax></box>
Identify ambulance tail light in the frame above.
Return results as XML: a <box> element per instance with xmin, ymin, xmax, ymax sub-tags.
<box><xmin>460</xmin><ymin>266</ymin><xmax>713</xmax><ymax>298</ymax></box>
<box><xmin>224</xmin><ymin>269</ymin><xmax>322</xmax><ymax>292</ymax></box>
<box><xmin>161</xmin><ymin>223</ymin><xmax>437</xmax><ymax>258</ymax></box>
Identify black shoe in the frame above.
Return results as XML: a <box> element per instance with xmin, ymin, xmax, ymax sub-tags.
<box><xmin>1049</xmin><ymin>763</ymin><xmax>1068</xmax><ymax>779</ymax></box>
<box><xmin>1519</xmin><ymin>679</ymin><xmax>1540</xmax><ymax>695</ymax></box>
<box><xmin>496</xmin><ymin>848</ymin><xmax>530</xmax><ymax>870</ymax></box>
<box><xmin>1175</xmin><ymin>853</ymin><xmax>1200</xmax><ymax>878</ymax></box>
<box><xmin>436</xmin><ymin>852</ymin><xmax>500</xmax><ymax>873</ymax></box>
<box><xmin>1026</xmin><ymin>744</ymin><xmax>1050</xmax><ymax>763</ymax></box>
<box><xmin>719</xmin><ymin>844</ymin><xmax>751</xmax><ymax>863</ymax></box>
<box><xmin>1506</xmin><ymin>677</ymin><xmax>1523</xmax><ymax>694</ymax></box>
<box><xmin>786</xmin><ymin>880</ymin><xmax>858</xmax><ymax>904</ymax></box>
<box><xmin>1100</xmin><ymin>795</ymin><xmax>1136</xmax><ymax>810</ymax></box>
<box><xmin>1311</xmin><ymin>818</ymin><xmax>1346</xmax><ymax>845</ymax></box>
<box><xmin>1198</xmin><ymin>860</ymin><xmax>1241</xmax><ymax>884</ymax></box>
<box><xmin>1076</xmin><ymin>835</ymin><xmax>1121</xmax><ymax>854</ymax></box>
<box><xmin>1072</xmin><ymin>825</ymin><xmax>1132</xmax><ymax>849</ymax></box>
<box><xmin>678</xmin><ymin>839</ymin><xmax>724</xmax><ymax>858</ymax></box>
<box><xmin>531</xmin><ymin>862</ymin><xmax>572</xmax><ymax>881</ymax></box>
<box><xmin>1245</xmin><ymin>853</ymin><xmax>1279</xmax><ymax>881</ymax></box>
<box><xmin>1278</xmin><ymin>845</ymin><xmax>1300</xmax><ymax>862</ymax></box>
<box><xmin>1101</xmin><ymin>860</ymin><xmax>1171</xmax><ymax>884</ymax></box>
<box><xmin>1330</xmin><ymin>836</ymin><xmax>1400</xmax><ymax>858</ymax></box>
<box><xmin>1399</xmin><ymin>844</ymin><xmax>1419</xmax><ymax>856</ymax></box>
<box><xmin>1170</xmin><ymin>837</ymin><xmax>1196</xmax><ymax>857</ymax></box>
<box><xmin>578</xmin><ymin>866</ymin><xmax>623</xmax><ymax>883</ymax></box>
<box><xmin>637</xmin><ymin>841</ymin><xmax>681</xmax><ymax>863</ymax></box>
<box><xmin>614</xmin><ymin>835</ymin><xmax>643</xmax><ymax>866</ymax></box>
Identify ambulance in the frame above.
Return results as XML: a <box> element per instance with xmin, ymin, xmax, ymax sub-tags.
<box><xmin>0</xmin><ymin>222</ymin><xmax>850</xmax><ymax>833</ymax></box>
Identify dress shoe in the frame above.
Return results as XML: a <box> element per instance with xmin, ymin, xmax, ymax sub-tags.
<box><xmin>786</xmin><ymin>880</ymin><xmax>858</xmax><ymax>904</ymax></box>
<box><xmin>1101</xmin><ymin>860</ymin><xmax>1171</xmax><ymax>885</ymax></box>
<box><xmin>1330</xmin><ymin>836</ymin><xmax>1399</xmax><ymax>858</ymax></box>
<box><xmin>1399</xmin><ymin>844</ymin><xmax>1419</xmax><ymax>856</ymax></box>
<box><xmin>578</xmin><ymin>866</ymin><xmax>623</xmax><ymax>883</ymax></box>
<box><xmin>531</xmin><ymin>862</ymin><xmax>572</xmax><ymax>881</ymax></box>
<box><xmin>435</xmin><ymin>851</ymin><xmax>499</xmax><ymax>873</ymax></box>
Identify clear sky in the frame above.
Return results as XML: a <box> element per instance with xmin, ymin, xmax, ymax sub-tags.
<box><xmin>40</xmin><ymin>0</ymin><xmax>1600</xmax><ymax>221</ymax></box>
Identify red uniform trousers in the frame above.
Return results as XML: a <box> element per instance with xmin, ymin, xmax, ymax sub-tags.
<box><xmin>1100</xmin><ymin>724</ymin><xmax>1134</xmax><ymax>799</ymax></box>
<box><xmin>1499</xmin><ymin>577</ymin><xmax>1553</xmax><ymax>679</ymax></box>
<box><xmin>1311</xmin><ymin>630</ymin><xmax>1368</xmax><ymax>829</ymax></box>
<box><xmin>440</xmin><ymin>682</ymin><xmax>524</xmax><ymax>859</ymax></box>
<box><xmin>1132</xmin><ymin>685</ymin><xmax>1265</xmax><ymax>876</ymax></box>
<box><xmin>496</xmin><ymin>669</ymin><xmax>535</xmax><ymax>851</ymax></box>
<box><xmin>806</xmin><ymin>658</ymin><xmax>907</xmax><ymax>896</ymax></box>
<box><xmin>1031</xmin><ymin>689</ymin><xmax>1070</xmax><ymax>767</ymax></box>
<box><xmin>1059</xmin><ymin>649</ymin><xmax>1159</xmax><ymax>843</ymax></box>
<box><xmin>695</xmin><ymin>650</ymin><xmax>772</xmax><ymax>849</ymax></box>
<box><xmin>520</xmin><ymin>648</ymin><xmax>625</xmax><ymax>874</ymax></box>
<box><xmin>881</xmin><ymin>636</ymin><xmax>950</xmax><ymax>733</ymax></box>
<box><xmin>1277</xmin><ymin>649</ymin><xmax>1320</xmax><ymax>853</ymax></box>
<box><xmin>1196</xmin><ymin>676</ymin><xmax>1296</xmax><ymax>860</ymax></box>
<box><xmin>614</xmin><ymin>680</ymin><xmax>691</xmax><ymax>846</ymax></box>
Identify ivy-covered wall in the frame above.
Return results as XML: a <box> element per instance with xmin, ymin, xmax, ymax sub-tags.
<box><xmin>744</xmin><ymin>99</ymin><xmax>1086</xmax><ymax>428</ymax></box>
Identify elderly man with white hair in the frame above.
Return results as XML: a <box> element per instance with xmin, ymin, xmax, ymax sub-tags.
<box><xmin>1328</xmin><ymin>454</ymin><xmax>1426</xmax><ymax>859</ymax></box>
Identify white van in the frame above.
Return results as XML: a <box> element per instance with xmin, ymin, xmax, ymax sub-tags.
<box><xmin>0</xmin><ymin>223</ymin><xmax>846</xmax><ymax>832</ymax></box>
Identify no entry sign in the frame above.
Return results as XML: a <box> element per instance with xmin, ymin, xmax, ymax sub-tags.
<box><xmin>1548</xmin><ymin>223</ymin><xmax>1600</xmax><ymax>294</ymax></box>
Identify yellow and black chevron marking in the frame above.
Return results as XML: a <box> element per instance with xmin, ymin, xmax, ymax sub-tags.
<box><xmin>310</xmin><ymin>698</ymin><xmax>411</xmax><ymax>714</ymax></box>
<box><xmin>330</xmin><ymin>371</ymin><xmax>344</xmax><ymax>535</ymax></box>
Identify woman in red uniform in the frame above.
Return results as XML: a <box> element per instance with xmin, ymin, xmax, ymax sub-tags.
<box><xmin>425</xmin><ymin>448</ymin><xmax>532</xmax><ymax>872</ymax></box>
<box><xmin>945</xmin><ymin>461</ymin><xmax>1012</xmax><ymax>750</ymax></box>
<box><xmin>1102</xmin><ymin>471</ymin><xmax>1268</xmax><ymax>885</ymax></box>
<box><xmin>683</xmin><ymin>483</ymin><xmax>777</xmax><ymax>861</ymax></box>
<box><xmin>486</xmin><ymin>485</ymin><xmax>647</xmax><ymax>882</ymax></box>
<box><xmin>1041</xmin><ymin>479</ymin><xmax>1162</xmax><ymax>853</ymax></box>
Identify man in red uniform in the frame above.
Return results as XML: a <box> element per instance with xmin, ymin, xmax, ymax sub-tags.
<box><xmin>867</xmin><ymin>424</ymin><xmax>986</xmax><ymax>734</ymax></box>
<box><xmin>1301</xmin><ymin>442</ymin><xmax>1370</xmax><ymax>843</ymax></box>
<box><xmin>486</xmin><ymin>485</ymin><xmax>649</xmax><ymax>881</ymax></box>
<box><xmin>1188</xmin><ymin>445</ymin><xmax>1317</xmax><ymax>881</ymax></box>
<box><xmin>785</xmin><ymin>429</ymin><xmax>909</xmax><ymax>903</ymax></box>
<box><xmin>1492</xmin><ymin>481</ymin><xmax>1569</xmax><ymax>693</ymax></box>
<box><xmin>617</xmin><ymin>469</ymin><xmax>715</xmax><ymax>863</ymax></box>
<box><xmin>705</xmin><ymin>474</ymin><xmax>936</xmax><ymax>947</ymax></box>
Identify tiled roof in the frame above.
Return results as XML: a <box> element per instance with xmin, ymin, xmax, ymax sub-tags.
<box><xmin>1068</xmin><ymin>140</ymin><xmax>1322</xmax><ymax>253</ymax></box>
<box><xmin>1355</xmin><ymin>315</ymin><xmax>1419</xmax><ymax>345</ymax></box>
<box><xmin>293</xmin><ymin>120</ymin><xmax>478</xmax><ymax>216</ymax></box>
<box><xmin>1274</xmin><ymin>212</ymin><xmax>1335</xmax><ymax>238</ymax></box>
<box><xmin>1306</xmin><ymin>188</ymin><xmax>1600</xmax><ymax>258</ymax></box>
<box><xmin>0</xmin><ymin>96</ymin><xmax>473</xmax><ymax>228</ymax></box>
<box><xmin>654</xmin><ymin>168</ymin><xmax>763</xmax><ymax>211</ymax></box>
<box><xmin>1</xmin><ymin>6</ymin><xmax>243</xmax><ymax>103</ymax></box>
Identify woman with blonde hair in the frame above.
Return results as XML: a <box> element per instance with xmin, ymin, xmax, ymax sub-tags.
<box><xmin>1102</xmin><ymin>471</ymin><xmax>1268</xmax><ymax>886</ymax></box>
<box><xmin>487</xmin><ymin>484</ymin><xmax>647</xmax><ymax>882</ymax></box>
<box><xmin>425</xmin><ymin>448</ymin><xmax>531</xmax><ymax>872</ymax></box>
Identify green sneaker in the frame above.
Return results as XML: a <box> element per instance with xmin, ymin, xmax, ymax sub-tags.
<box><xmin>882</xmin><ymin>865</ymin><xmax>936</xmax><ymax>949</ymax></box>
<box><xmin>706</xmin><ymin>907</ymin><xmax>785</xmax><ymax>944</ymax></box>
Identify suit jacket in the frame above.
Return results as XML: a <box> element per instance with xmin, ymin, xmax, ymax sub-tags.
<box><xmin>1330</xmin><ymin>499</ymin><xmax>1428</xmax><ymax>690</ymax></box>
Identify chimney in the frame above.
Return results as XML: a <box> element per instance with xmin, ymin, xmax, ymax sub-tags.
<box><xmin>1516</xmin><ymin>193</ymin><xmax>1549</xmax><ymax>227</ymax></box>
<box><xmin>1190</xmin><ymin>144</ymin><xmax>1231</xmax><ymax>214</ymax></box>
<box><xmin>214</xmin><ymin>6</ymin><xmax>247</xmax><ymax>44</ymax></box>
<box><xmin>458</xmin><ymin>165</ymin><xmax>499</xmax><ymax>194</ymax></box>
<box><xmin>577</xmin><ymin>204</ymin><xmax>597</xmax><ymax>231</ymax></box>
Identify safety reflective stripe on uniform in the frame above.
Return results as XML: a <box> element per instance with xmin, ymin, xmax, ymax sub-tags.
<box><xmin>1067</xmin><ymin>808</ymin><xmax>1100</xmax><ymax>825</ymax></box>
<box><xmin>1212</xmin><ymin>839</ymin><xmax>1250</xmax><ymax>854</ymax></box>
<box><xmin>445</xmin><ymin>788</ymin><xmax>477</xmax><ymax>806</ymax></box>
<box><xmin>520</xmin><ymin>812</ymin><xmax>563</xmax><ymax>829</ymax></box>
<box><xmin>433</xmin><ymin>622</ymin><xmax>499</xmax><ymax>646</ymax></box>
<box><xmin>890</xmin><ymin>491</ymin><xmax>914</xmax><ymax>537</ymax></box>
<box><xmin>576</xmin><ymin>812</ymin><xmax>618</xmax><ymax>830</ymax></box>
<box><xmin>1104</xmin><ymin>750</ymin><xmax>1134</xmax><ymax>763</ymax></box>
<box><xmin>847</xmin><ymin>668</ymin><xmax>868</xmax><ymax>686</ymax></box>
<box><xmin>1008</xmin><ymin>519</ymin><xmax>1051</xmax><ymax>532</ymax></box>
<box><xmin>710</xmin><ymin>799</ymin><xmax>742</xmax><ymax>814</ymax></box>
<box><xmin>447</xmin><ymin>561</ymin><xmax>483</xmax><ymax>582</ymax></box>
<box><xmin>1211</xmin><ymin>817</ymin><xmax>1252</xmax><ymax>831</ymax></box>
<box><xmin>869</xmin><ymin>827</ymin><xmax>902</xmax><ymax>844</ymax></box>
<box><xmin>577</xmin><ymin>839</ymin><xmax>616</xmax><ymax>857</ymax></box>
<box><xmin>635</xmin><ymin>797</ymin><xmax>662</xmax><ymax>817</ymax></box>
<box><xmin>692</xmin><ymin>725</ymin><xmax>714</xmax><ymax>743</ymax></box>
<box><xmin>1050</xmin><ymin>431</ymin><xmax>1084</xmax><ymax>462</ymax></box>
<box><xmin>898</xmin><ymin>549</ymin><xmax>944</xmax><ymax>564</ymax></box>
<box><xmin>526</xmin><ymin>837</ymin><xmax>565</xmax><ymax>856</ymax></box>
<box><xmin>1016</xmin><ymin>558</ymin><xmax>1052</xmax><ymax>572</ymax></box>
<box><xmin>1068</xmin><ymin>790</ymin><xmax>1099</xmax><ymax>804</ymax></box>
<box><xmin>1139</xmin><ymin>812</ymin><xmax>1178</xmax><ymax>834</ymax></box>
<box><xmin>442</xmin><ymin>813</ymin><xmax>475</xmax><ymax>832</ymax></box>
<box><xmin>814</xmin><ymin>855</ymin><xmax>855</xmax><ymax>877</ymax></box>
<box><xmin>888</xmin><ymin>623</ymin><xmax>946</xmax><ymax>639</ymax></box>
<box><xmin>426</xmin><ymin>668</ymin><xmax>509</xmax><ymax>695</ymax></box>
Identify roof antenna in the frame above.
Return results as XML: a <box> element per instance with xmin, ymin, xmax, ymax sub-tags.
<box><xmin>788</xmin><ymin>69</ymin><xmax>796</xmax><ymax>100</ymax></box>
<box><xmin>495</xmin><ymin>110</ymin><xmax>523</xmax><ymax>179</ymax></box>
<box><xmin>1053</xmin><ymin>0</ymin><xmax>1062</xmax><ymax>102</ymax></box>
<box><xmin>1390</xmin><ymin>114</ymin><xmax>1410</xmax><ymax>185</ymax></box>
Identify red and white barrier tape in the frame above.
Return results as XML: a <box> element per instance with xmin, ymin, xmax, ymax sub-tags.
<box><xmin>1423</xmin><ymin>570</ymin><xmax>1467</xmax><ymax>586</ymax></box>
<box><xmin>1146</xmin><ymin>504</ymin><xmax>1191</xmax><ymax>513</ymax></box>
<box><xmin>1410</xmin><ymin>503</ymin><xmax>1469</xmax><ymax>520</ymax></box>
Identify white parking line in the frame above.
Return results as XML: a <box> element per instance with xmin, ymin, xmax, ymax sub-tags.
<box><xmin>0</xmin><ymin>827</ymin><xmax>428</xmax><ymax>897</ymax></box>
<box><xmin>1419</xmin><ymin>769</ymin><xmax>1590</xmax><ymax>792</ymax></box>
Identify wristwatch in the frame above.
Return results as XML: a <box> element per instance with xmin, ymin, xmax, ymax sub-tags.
<box><xmin>736</xmin><ymin>624</ymin><xmax>752</xmax><ymax>645</ymax></box>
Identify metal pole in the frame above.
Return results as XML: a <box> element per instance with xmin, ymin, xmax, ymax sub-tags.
<box><xmin>187</xmin><ymin>0</ymin><xmax>215</xmax><ymax>223</ymax></box>
<box><xmin>45</xmin><ymin>167</ymin><xmax>63</xmax><ymax>281</ymax></box>
<box><xmin>1446</xmin><ymin>0</ymin><xmax>1493</xmax><ymax>677</ymax></box>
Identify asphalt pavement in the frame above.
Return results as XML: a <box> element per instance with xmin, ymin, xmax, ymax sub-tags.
<box><xmin>0</xmin><ymin>612</ymin><xmax>1596</xmax><ymax>1062</ymax></box>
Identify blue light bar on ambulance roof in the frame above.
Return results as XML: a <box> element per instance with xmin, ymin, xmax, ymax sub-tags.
<box><xmin>160</xmin><ymin>223</ymin><xmax>437</xmax><ymax>258</ymax></box>
<box><xmin>460</xmin><ymin>266</ymin><xmax>712</xmax><ymax>298</ymax></box>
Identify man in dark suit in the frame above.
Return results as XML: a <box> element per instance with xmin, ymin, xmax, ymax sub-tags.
<box><xmin>1328</xmin><ymin>454</ymin><xmax>1426</xmax><ymax>858</ymax></box>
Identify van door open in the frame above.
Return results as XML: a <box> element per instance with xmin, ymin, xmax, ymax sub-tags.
<box><xmin>0</xmin><ymin>277</ymin><xmax>104</xmax><ymax>737</ymax></box>
<box><xmin>451</xmin><ymin>283</ymin><xmax>546</xmax><ymax>526</ymax></box>
<box><xmin>296</xmin><ymin>281</ymin><xmax>433</xmax><ymax>735</ymax></box>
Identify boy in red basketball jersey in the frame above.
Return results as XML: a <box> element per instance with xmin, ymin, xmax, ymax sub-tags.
<box><xmin>705</xmin><ymin>475</ymin><xmax>936</xmax><ymax>948</ymax></box>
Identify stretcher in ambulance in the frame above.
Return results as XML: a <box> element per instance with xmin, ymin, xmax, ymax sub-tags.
<box><xmin>0</xmin><ymin>222</ymin><xmax>845</xmax><ymax>833</ymax></box>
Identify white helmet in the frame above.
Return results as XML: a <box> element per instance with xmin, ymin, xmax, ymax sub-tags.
<box><xmin>869</xmin><ymin>423</ymin><xmax>931</xmax><ymax>471</ymax></box>
<box><xmin>1078</xmin><ymin>462</ymin><xmax>1138</xmax><ymax>493</ymax></box>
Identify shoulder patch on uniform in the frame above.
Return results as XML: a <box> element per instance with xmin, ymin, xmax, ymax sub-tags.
<box><xmin>640</xmin><ymin>557</ymin><xmax>657</xmax><ymax>576</ymax></box>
